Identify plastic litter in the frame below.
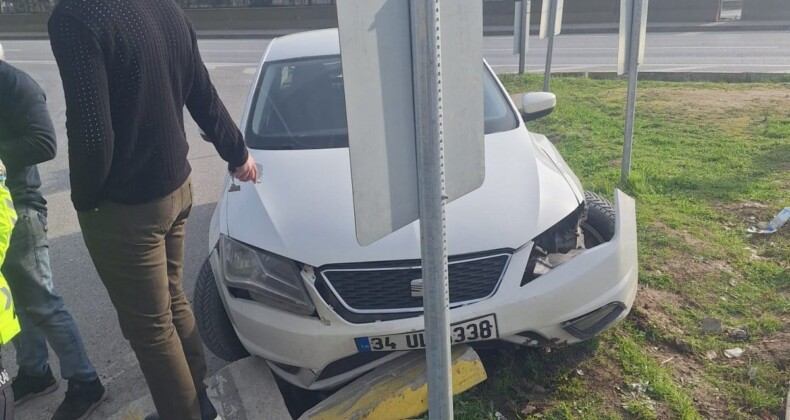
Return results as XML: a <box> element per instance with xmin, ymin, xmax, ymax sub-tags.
<box><xmin>724</xmin><ymin>348</ymin><xmax>744</xmax><ymax>358</ymax></box>
<box><xmin>747</xmin><ymin>207</ymin><xmax>790</xmax><ymax>234</ymax></box>
<box><xmin>728</xmin><ymin>328</ymin><xmax>749</xmax><ymax>342</ymax></box>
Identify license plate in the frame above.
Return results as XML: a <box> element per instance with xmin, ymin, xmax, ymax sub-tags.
<box><xmin>355</xmin><ymin>314</ymin><xmax>498</xmax><ymax>352</ymax></box>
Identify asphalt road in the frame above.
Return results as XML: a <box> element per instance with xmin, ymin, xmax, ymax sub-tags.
<box><xmin>2</xmin><ymin>30</ymin><xmax>789</xmax><ymax>418</ymax></box>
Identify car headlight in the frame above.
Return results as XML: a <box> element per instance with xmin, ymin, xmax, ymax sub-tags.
<box><xmin>220</xmin><ymin>235</ymin><xmax>315</xmax><ymax>316</ymax></box>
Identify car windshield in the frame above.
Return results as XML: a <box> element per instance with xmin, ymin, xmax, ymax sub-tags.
<box><xmin>245</xmin><ymin>55</ymin><xmax>518</xmax><ymax>150</ymax></box>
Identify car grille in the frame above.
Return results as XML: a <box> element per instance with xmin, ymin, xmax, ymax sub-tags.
<box><xmin>318</xmin><ymin>251</ymin><xmax>511</xmax><ymax>320</ymax></box>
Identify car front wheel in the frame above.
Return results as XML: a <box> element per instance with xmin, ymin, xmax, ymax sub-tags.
<box><xmin>194</xmin><ymin>258</ymin><xmax>250</xmax><ymax>362</ymax></box>
<box><xmin>582</xmin><ymin>190</ymin><xmax>616</xmax><ymax>248</ymax></box>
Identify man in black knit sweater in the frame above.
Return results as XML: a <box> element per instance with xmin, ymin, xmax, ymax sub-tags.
<box><xmin>48</xmin><ymin>0</ymin><xmax>257</xmax><ymax>419</ymax></box>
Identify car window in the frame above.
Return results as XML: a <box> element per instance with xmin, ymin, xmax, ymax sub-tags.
<box><xmin>245</xmin><ymin>56</ymin><xmax>518</xmax><ymax>150</ymax></box>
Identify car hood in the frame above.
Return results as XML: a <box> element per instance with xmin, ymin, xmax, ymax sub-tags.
<box><xmin>224</xmin><ymin>126</ymin><xmax>581</xmax><ymax>267</ymax></box>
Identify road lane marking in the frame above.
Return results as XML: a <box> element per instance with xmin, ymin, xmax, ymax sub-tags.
<box><xmin>200</xmin><ymin>49</ymin><xmax>263</xmax><ymax>53</ymax></box>
<box><xmin>8</xmin><ymin>60</ymin><xmax>259</xmax><ymax>67</ymax></box>
<box><xmin>659</xmin><ymin>64</ymin><xmax>717</xmax><ymax>72</ymax></box>
<box><xmin>204</xmin><ymin>62</ymin><xmax>259</xmax><ymax>69</ymax></box>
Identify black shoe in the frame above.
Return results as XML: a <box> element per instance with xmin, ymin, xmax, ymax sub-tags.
<box><xmin>51</xmin><ymin>378</ymin><xmax>106</xmax><ymax>420</ymax></box>
<box><xmin>144</xmin><ymin>389</ymin><xmax>220</xmax><ymax>420</ymax></box>
<box><xmin>12</xmin><ymin>365</ymin><xmax>59</xmax><ymax>406</ymax></box>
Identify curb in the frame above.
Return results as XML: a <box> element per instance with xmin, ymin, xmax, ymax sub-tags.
<box><xmin>538</xmin><ymin>71</ymin><xmax>790</xmax><ymax>83</ymax></box>
<box><xmin>483</xmin><ymin>22</ymin><xmax>790</xmax><ymax>36</ymax></box>
<box><xmin>211</xmin><ymin>357</ymin><xmax>291</xmax><ymax>420</ymax></box>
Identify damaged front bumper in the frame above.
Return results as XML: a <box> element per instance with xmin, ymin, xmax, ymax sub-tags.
<box><xmin>211</xmin><ymin>190</ymin><xmax>638</xmax><ymax>390</ymax></box>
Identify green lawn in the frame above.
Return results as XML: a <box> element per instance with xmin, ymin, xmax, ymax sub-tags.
<box><xmin>453</xmin><ymin>75</ymin><xmax>789</xmax><ymax>420</ymax></box>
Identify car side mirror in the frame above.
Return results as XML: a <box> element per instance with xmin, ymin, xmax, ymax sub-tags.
<box><xmin>519</xmin><ymin>92</ymin><xmax>556</xmax><ymax>122</ymax></box>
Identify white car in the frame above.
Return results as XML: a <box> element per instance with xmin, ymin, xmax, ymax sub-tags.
<box><xmin>194</xmin><ymin>29</ymin><xmax>638</xmax><ymax>391</ymax></box>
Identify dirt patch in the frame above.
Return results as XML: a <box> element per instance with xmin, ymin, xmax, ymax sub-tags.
<box><xmin>523</xmin><ymin>352</ymin><xmax>633</xmax><ymax>419</ymax></box>
<box><xmin>749</xmin><ymin>328</ymin><xmax>790</xmax><ymax>373</ymax></box>
<box><xmin>648</xmin><ymin>343</ymin><xmax>730</xmax><ymax>419</ymax></box>
<box><xmin>633</xmin><ymin>287</ymin><xmax>732</xmax><ymax>418</ymax></box>
<box><xmin>646</xmin><ymin>223</ymin><xmax>736</xmax><ymax>285</ymax></box>
<box><xmin>644</xmin><ymin>88</ymin><xmax>790</xmax><ymax>113</ymax></box>
<box><xmin>634</xmin><ymin>287</ymin><xmax>695</xmax><ymax>352</ymax></box>
<box><xmin>715</xmin><ymin>201</ymin><xmax>772</xmax><ymax>223</ymax></box>
<box><xmin>649</xmin><ymin>221</ymin><xmax>710</xmax><ymax>252</ymax></box>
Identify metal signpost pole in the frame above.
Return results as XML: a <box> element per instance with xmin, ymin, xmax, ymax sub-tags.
<box><xmin>542</xmin><ymin>0</ymin><xmax>558</xmax><ymax>91</ymax></box>
<box><xmin>523</xmin><ymin>0</ymin><xmax>532</xmax><ymax>74</ymax></box>
<box><xmin>410</xmin><ymin>0</ymin><xmax>453</xmax><ymax>418</ymax></box>
<box><xmin>517</xmin><ymin>0</ymin><xmax>530</xmax><ymax>74</ymax></box>
<box><xmin>620</xmin><ymin>0</ymin><xmax>645</xmax><ymax>185</ymax></box>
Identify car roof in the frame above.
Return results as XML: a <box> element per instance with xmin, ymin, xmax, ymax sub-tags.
<box><xmin>265</xmin><ymin>29</ymin><xmax>341</xmax><ymax>63</ymax></box>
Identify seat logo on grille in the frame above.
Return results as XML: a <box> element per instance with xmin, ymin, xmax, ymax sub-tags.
<box><xmin>410</xmin><ymin>279</ymin><xmax>423</xmax><ymax>298</ymax></box>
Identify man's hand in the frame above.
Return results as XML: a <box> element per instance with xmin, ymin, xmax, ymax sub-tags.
<box><xmin>232</xmin><ymin>154</ymin><xmax>258</xmax><ymax>183</ymax></box>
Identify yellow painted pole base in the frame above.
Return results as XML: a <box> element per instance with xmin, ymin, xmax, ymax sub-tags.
<box><xmin>300</xmin><ymin>345</ymin><xmax>487</xmax><ymax>420</ymax></box>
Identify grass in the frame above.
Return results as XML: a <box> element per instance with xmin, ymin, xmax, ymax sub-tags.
<box><xmin>453</xmin><ymin>74</ymin><xmax>789</xmax><ymax>419</ymax></box>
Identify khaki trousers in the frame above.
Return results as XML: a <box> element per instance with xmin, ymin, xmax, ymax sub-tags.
<box><xmin>79</xmin><ymin>178</ymin><xmax>206</xmax><ymax>420</ymax></box>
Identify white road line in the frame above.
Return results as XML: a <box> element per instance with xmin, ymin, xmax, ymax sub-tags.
<box><xmin>6</xmin><ymin>60</ymin><xmax>56</xmax><ymax>64</ymax></box>
<box><xmin>200</xmin><ymin>49</ymin><xmax>263</xmax><ymax>53</ymax></box>
<box><xmin>204</xmin><ymin>62</ymin><xmax>259</xmax><ymax>69</ymax></box>
<box><xmin>658</xmin><ymin>64</ymin><xmax>717</xmax><ymax>72</ymax></box>
<box><xmin>9</xmin><ymin>60</ymin><xmax>259</xmax><ymax>67</ymax></box>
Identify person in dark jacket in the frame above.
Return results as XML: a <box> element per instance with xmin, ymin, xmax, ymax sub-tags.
<box><xmin>48</xmin><ymin>1</ymin><xmax>257</xmax><ymax>419</ymax></box>
<box><xmin>0</xmin><ymin>43</ymin><xmax>104</xmax><ymax>420</ymax></box>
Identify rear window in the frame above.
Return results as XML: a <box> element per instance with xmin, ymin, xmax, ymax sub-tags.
<box><xmin>245</xmin><ymin>56</ymin><xmax>518</xmax><ymax>150</ymax></box>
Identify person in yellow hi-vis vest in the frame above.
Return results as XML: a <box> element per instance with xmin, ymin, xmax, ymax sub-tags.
<box><xmin>0</xmin><ymin>158</ymin><xmax>21</xmax><ymax>419</ymax></box>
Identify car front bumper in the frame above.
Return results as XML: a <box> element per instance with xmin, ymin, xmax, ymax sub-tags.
<box><xmin>211</xmin><ymin>190</ymin><xmax>638</xmax><ymax>390</ymax></box>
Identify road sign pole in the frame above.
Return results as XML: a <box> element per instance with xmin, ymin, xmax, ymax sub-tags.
<box><xmin>543</xmin><ymin>0</ymin><xmax>558</xmax><ymax>91</ymax></box>
<box><xmin>621</xmin><ymin>0</ymin><xmax>645</xmax><ymax>185</ymax></box>
<box><xmin>524</xmin><ymin>1</ymin><xmax>531</xmax><ymax>73</ymax></box>
<box><xmin>517</xmin><ymin>0</ymin><xmax>530</xmax><ymax>74</ymax></box>
<box><xmin>410</xmin><ymin>0</ymin><xmax>453</xmax><ymax>418</ymax></box>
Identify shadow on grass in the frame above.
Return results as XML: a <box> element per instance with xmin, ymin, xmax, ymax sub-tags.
<box><xmin>455</xmin><ymin>340</ymin><xmax>601</xmax><ymax>418</ymax></box>
<box><xmin>623</xmin><ymin>138</ymin><xmax>790</xmax><ymax>205</ymax></box>
<box><xmin>751</xmin><ymin>141</ymin><xmax>790</xmax><ymax>178</ymax></box>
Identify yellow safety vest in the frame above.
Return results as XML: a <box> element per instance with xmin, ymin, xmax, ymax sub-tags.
<box><xmin>0</xmin><ymin>164</ymin><xmax>21</xmax><ymax>344</ymax></box>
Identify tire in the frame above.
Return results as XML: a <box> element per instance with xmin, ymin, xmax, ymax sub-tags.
<box><xmin>194</xmin><ymin>258</ymin><xmax>250</xmax><ymax>362</ymax></box>
<box><xmin>582</xmin><ymin>190</ymin><xmax>616</xmax><ymax>248</ymax></box>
